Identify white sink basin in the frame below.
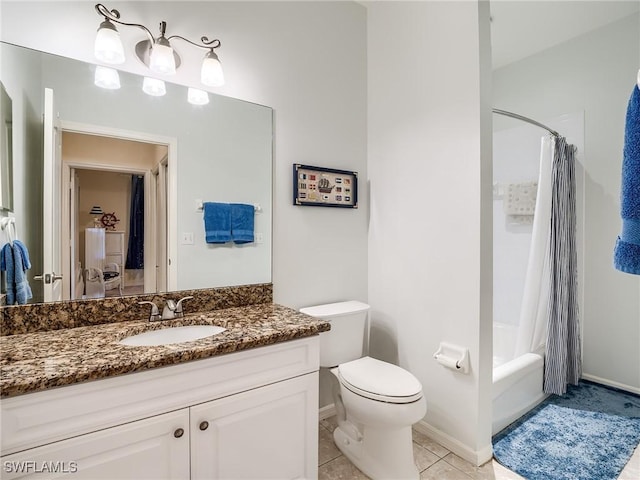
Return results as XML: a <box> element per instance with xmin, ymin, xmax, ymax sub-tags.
<box><xmin>119</xmin><ymin>325</ymin><xmax>227</xmax><ymax>347</ymax></box>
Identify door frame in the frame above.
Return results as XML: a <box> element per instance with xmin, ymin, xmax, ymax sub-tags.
<box><xmin>42</xmin><ymin>88</ymin><xmax>63</xmax><ymax>302</ymax></box>
<box><xmin>60</xmin><ymin>121</ymin><xmax>177</xmax><ymax>298</ymax></box>
<box><xmin>152</xmin><ymin>156</ymin><xmax>169</xmax><ymax>293</ymax></box>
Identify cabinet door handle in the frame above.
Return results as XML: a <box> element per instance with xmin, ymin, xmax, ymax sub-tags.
<box><xmin>199</xmin><ymin>421</ymin><xmax>209</xmax><ymax>431</ymax></box>
<box><xmin>174</xmin><ymin>428</ymin><xmax>184</xmax><ymax>438</ymax></box>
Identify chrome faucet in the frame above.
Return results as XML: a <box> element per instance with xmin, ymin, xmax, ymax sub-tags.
<box><xmin>138</xmin><ymin>301</ymin><xmax>161</xmax><ymax>322</ymax></box>
<box><xmin>161</xmin><ymin>296</ymin><xmax>194</xmax><ymax>320</ymax></box>
<box><xmin>175</xmin><ymin>296</ymin><xmax>194</xmax><ymax>316</ymax></box>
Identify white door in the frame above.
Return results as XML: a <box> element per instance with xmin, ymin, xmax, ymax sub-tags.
<box><xmin>39</xmin><ymin>88</ymin><xmax>63</xmax><ymax>302</ymax></box>
<box><xmin>155</xmin><ymin>159</ymin><xmax>168</xmax><ymax>292</ymax></box>
<box><xmin>190</xmin><ymin>373</ymin><xmax>319</xmax><ymax>480</ymax></box>
<box><xmin>69</xmin><ymin>168</ymin><xmax>80</xmax><ymax>299</ymax></box>
<box><xmin>0</xmin><ymin>409</ymin><xmax>190</xmax><ymax>479</ymax></box>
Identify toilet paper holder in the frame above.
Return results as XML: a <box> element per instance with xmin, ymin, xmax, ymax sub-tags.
<box><xmin>433</xmin><ymin>342</ymin><xmax>469</xmax><ymax>374</ymax></box>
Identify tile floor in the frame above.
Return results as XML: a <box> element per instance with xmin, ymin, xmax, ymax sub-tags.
<box><xmin>318</xmin><ymin>416</ymin><xmax>640</xmax><ymax>480</ymax></box>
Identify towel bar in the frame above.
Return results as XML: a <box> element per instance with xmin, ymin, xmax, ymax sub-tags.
<box><xmin>195</xmin><ymin>200</ymin><xmax>261</xmax><ymax>213</ymax></box>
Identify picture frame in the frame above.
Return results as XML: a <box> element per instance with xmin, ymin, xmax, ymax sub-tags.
<box><xmin>293</xmin><ymin>164</ymin><xmax>358</xmax><ymax>208</ymax></box>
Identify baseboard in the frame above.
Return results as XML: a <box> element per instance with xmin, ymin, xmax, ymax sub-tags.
<box><xmin>319</xmin><ymin>403</ymin><xmax>336</xmax><ymax>421</ymax></box>
<box><xmin>581</xmin><ymin>374</ymin><xmax>640</xmax><ymax>395</ymax></box>
<box><xmin>413</xmin><ymin>420</ymin><xmax>493</xmax><ymax>467</ymax></box>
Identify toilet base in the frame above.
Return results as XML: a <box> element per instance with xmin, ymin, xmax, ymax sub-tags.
<box><xmin>333</xmin><ymin>423</ymin><xmax>420</xmax><ymax>480</ymax></box>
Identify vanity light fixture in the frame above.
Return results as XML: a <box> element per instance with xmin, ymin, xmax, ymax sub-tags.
<box><xmin>94</xmin><ymin>3</ymin><xmax>224</xmax><ymax>85</ymax></box>
<box><xmin>94</xmin><ymin>16</ymin><xmax>125</xmax><ymax>64</ymax></box>
<box><xmin>142</xmin><ymin>77</ymin><xmax>167</xmax><ymax>97</ymax></box>
<box><xmin>94</xmin><ymin>66</ymin><xmax>121</xmax><ymax>89</ymax></box>
<box><xmin>187</xmin><ymin>87</ymin><xmax>209</xmax><ymax>105</ymax></box>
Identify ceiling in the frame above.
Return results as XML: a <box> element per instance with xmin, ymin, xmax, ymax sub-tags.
<box><xmin>490</xmin><ymin>0</ymin><xmax>640</xmax><ymax>69</ymax></box>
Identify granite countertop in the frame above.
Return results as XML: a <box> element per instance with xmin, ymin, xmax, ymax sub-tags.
<box><xmin>0</xmin><ymin>303</ymin><xmax>329</xmax><ymax>398</ymax></box>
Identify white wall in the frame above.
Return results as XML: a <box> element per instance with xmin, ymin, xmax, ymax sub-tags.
<box><xmin>492</xmin><ymin>125</ymin><xmax>541</xmax><ymax>329</ymax></box>
<box><xmin>0</xmin><ymin>1</ymin><xmax>368</xmax><ymax>307</ymax></box>
<box><xmin>2</xmin><ymin>0</ymin><xmax>496</xmax><ymax>461</ymax></box>
<box><xmin>0</xmin><ymin>43</ymin><xmax>44</xmax><ymax>301</ymax></box>
<box><xmin>493</xmin><ymin>13</ymin><xmax>640</xmax><ymax>393</ymax></box>
<box><xmin>367</xmin><ymin>0</ymin><xmax>493</xmax><ymax>464</ymax></box>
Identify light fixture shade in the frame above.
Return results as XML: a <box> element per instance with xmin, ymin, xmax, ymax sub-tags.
<box><xmin>94</xmin><ymin>66</ymin><xmax>121</xmax><ymax>90</ymax></box>
<box><xmin>90</xmin><ymin>206</ymin><xmax>104</xmax><ymax>215</ymax></box>
<box><xmin>94</xmin><ymin>21</ymin><xmax>125</xmax><ymax>64</ymax></box>
<box><xmin>149</xmin><ymin>41</ymin><xmax>176</xmax><ymax>75</ymax></box>
<box><xmin>142</xmin><ymin>77</ymin><xmax>166</xmax><ymax>97</ymax></box>
<box><xmin>201</xmin><ymin>50</ymin><xmax>224</xmax><ymax>87</ymax></box>
<box><xmin>187</xmin><ymin>88</ymin><xmax>209</xmax><ymax>106</ymax></box>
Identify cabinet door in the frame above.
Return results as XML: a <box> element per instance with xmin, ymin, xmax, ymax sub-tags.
<box><xmin>105</xmin><ymin>232</ymin><xmax>124</xmax><ymax>255</ymax></box>
<box><xmin>84</xmin><ymin>228</ymin><xmax>105</xmax><ymax>271</ymax></box>
<box><xmin>191</xmin><ymin>372</ymin><xmax>319</xmax><ymax>480</ymax></box>
<box><xmin>1</xmin><ymin>409</ymin><xmax>189</xmax><ymax>479</ymax></box>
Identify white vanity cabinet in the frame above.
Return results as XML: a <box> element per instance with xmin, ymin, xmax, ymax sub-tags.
<box><xmin>2</xmin><ymin>410</ymin><xmax>190</xmax><ymax>479</ymax></box>
<box><xmin>191</xmin><ymin>374</ymin><xmax>317</xmax><ymax>479</ymax></box>
<box><xmin>1</xmin><ymin>337</ymin><xmax>320</xmax><ymax>479</ymax></box>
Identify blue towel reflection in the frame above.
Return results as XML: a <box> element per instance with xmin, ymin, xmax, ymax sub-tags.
<box><xmin>203</xmin><ymin>202</ymin><xmax>232</xmax><ymax>244</ymax></box>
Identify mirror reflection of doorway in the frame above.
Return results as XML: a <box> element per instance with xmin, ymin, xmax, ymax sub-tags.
<box><xmin>62</xmin><ymin>131</ymin><xmax>168</xmax><ymax>299</ymax></box>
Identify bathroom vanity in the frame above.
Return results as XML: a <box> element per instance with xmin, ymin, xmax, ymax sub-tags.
<box><xmin>0</xmin><ymin>286</ymin><xmax>328</xmax><ymax>479</ymax></box>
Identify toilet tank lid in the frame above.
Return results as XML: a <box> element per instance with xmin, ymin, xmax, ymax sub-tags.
<box><xmin>299</xmin><ymin>301</ymin><xmax>370</xmax><ymax>319</ymax></box>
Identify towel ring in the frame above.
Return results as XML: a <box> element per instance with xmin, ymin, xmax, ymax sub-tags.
<box><xmin>1</xmin><ymin>218</ymin><xmax>16</xmax><ymax>244</ymax></box>
<box><xmin>0</xmin><ymin>217</ymin><xmax>13</xmax><ymax>230</ymax></box>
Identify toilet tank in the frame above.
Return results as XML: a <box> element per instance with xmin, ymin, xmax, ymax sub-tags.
<box><xmin>299</xmin><ymin>301</ymin><xmax>370</xmax><ymax>367</ymax></box>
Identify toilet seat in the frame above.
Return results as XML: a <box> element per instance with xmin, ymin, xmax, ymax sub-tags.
<box><xmin>337</xmin><ymin>357</ymin><xmax>423</xmax><ymax>404</ymax></box>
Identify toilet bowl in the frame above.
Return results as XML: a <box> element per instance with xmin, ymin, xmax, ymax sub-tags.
<box><xmin>330</xmin><ymin>357</ymin><xmax>426</xmax><ymax>480</ymax></box>
<box><xmin>299</xmin><ymin>301</ymin><xmax>427</xmax><ymax>480</ymax></box>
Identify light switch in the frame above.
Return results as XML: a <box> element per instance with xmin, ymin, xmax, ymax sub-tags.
<box><xmin>181</xmin><ymin>232</ymin><xmax>194</xmax><ymax>245</ymax></box>
<box><xmin>255</xmin><ymin>233</ymin><xmax>264</xmax><ymax>244</ymax></box>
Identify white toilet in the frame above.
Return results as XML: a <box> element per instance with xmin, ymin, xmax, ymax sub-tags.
<box><xmin>300</xmin><ymin>301</ymin><xmax>427</xmax><ymax>480</ymax></box>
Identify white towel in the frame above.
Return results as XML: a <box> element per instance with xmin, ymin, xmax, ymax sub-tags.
<box><xmin>504</xmin><ymin>182</ymin><xmax>538</xmax><ymax>216</ymax></box>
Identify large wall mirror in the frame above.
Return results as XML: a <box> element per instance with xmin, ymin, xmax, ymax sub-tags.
<box><xmin>0</xmin><ymin>41</ymin><xmax>272</xmax><ymax>304</ymax></box>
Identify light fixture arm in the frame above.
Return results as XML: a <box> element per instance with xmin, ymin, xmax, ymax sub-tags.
<box><xmin>94</xmin><ymin>3</ymin><xmax>224</xmax><ymax>89</ymax></box>
<box><xmin>95</xmin><ymin>4</ymin><xmax>220</xmax><ymax>51</ymax></box>
<box><xmin>167</xmin><ymin>35</ymin><xmax>221</xmax><ymax>51</ymax></box>
<box><xmin>95</xmin><ymin>3</ymin><xmax>156</xmax><ymax>45</ymax></box>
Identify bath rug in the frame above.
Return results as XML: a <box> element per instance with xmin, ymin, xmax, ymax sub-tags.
<box><xmin>493</xmin><ymin>381</ymin><xmax>640</xmax><ymax>480</ymax></box>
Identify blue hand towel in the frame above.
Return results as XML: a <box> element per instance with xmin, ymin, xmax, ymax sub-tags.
<box><xmin>203</xmin><ymin>202</ymin><xmax>232</xmax><ymax>244</ymax></box>
<box><xmin>230</xmin><ymin>203</ymin><xmax>255</xmax><ymax>244</ymax></box>
<box><xmin>614</xmin><ymin>85</ymin><xmax>640</xmax><ymax>274</ymax></box>
<box><xmin>1</xmin><ymin>240</ymin><xmax>33</xmax><ymax>305</ymax></box>
<box><xmin>13</xmin><ymin>240</ymin><xmax>31</xmax><ymax>270</ymax></box>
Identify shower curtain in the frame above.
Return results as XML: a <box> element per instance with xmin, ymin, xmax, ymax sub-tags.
<box><xmin>125</xmin><ymin>175</ymin><xmax>144</xmax><ymax>270</ymax></box>
<box><xmin>545</xmin><ymin>137</ymin><xmax>581</xmax><ymax>395</ymax></box>
<box><xmin>515</xmin><ymin>136</ymin><xmax>581</xmax><ymax>395</ymax></box>
<box><xmin>515</xmin><ymin>136</ymin><xmax>553</xmax><ymax>359</ymax></box>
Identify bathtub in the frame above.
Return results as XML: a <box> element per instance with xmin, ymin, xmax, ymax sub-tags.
<box><xmin>492</xmin><ymin>323</ymin><xmax>547</xmax><ymax>435</ymax></box>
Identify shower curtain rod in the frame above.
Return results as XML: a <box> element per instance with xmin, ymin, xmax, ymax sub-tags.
<box><xmin>492</xmin><ymin>108</ymin><xmax>560</xmax><ymax>137</ymax></box>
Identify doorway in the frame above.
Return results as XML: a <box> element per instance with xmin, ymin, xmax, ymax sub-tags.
<box><xmin>61</xmin><ymin>130</ymin><xmax>169</xmax><ymax>300</ymax></box>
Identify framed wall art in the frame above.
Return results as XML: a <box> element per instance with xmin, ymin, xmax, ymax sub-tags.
<box><xmin>293</xmin><ymin>164</ymin><xmax>358</xmax><ymax>208</ymax></box>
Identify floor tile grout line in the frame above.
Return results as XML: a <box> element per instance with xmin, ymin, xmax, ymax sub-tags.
<box><xmin>411</xmin><ymin>439</ymin><xmax>450</xmax><ymax>460</ymax></box>
<box><xmin>430</xmin><ymin>458</ymin><xmax>476</xmax><ymax>479</ymax></box>
<box><xmin>318</xmin><ymin>453</ymin><xmax>344</xmax><ymax>469</ymax></box>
